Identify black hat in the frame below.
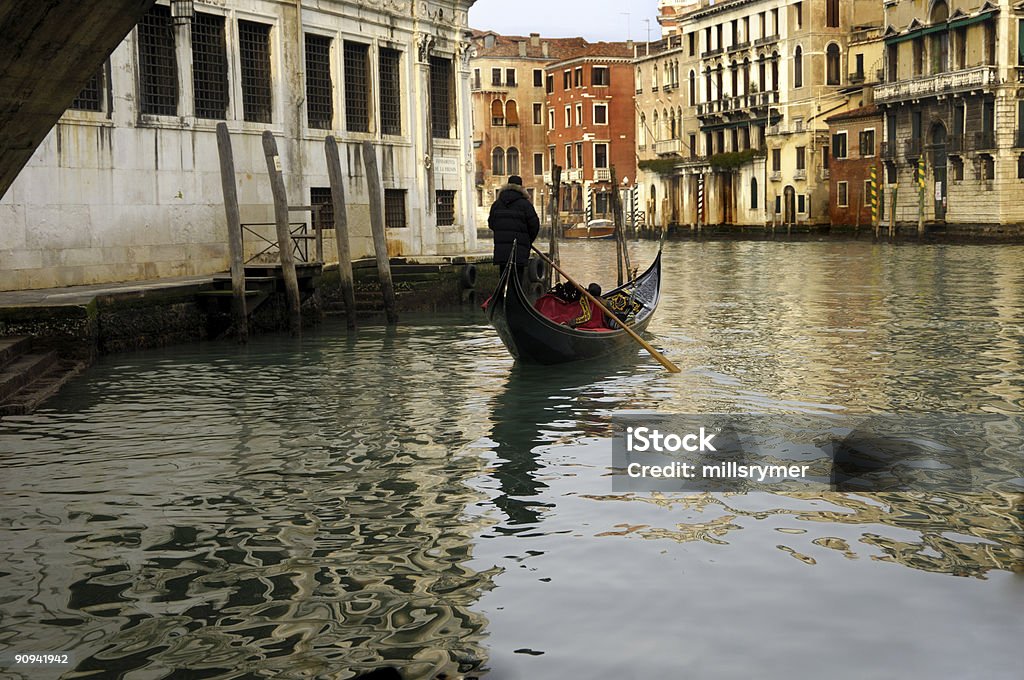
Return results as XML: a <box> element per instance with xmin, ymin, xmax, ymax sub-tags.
<box><xmin>508</xmin><ymin>175</ymin><xmax>523</xmax><ymax>186</ymax></box>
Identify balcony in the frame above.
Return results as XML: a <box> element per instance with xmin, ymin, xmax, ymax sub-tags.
<box><xmin>728</xmin><ymin>41</ymin><xmax>750</xmax><ymax>53</ymax></box>
<box><xmin>769</xmin><ymin>170</ymin><xmax>782</xmax><ymax>182</ymax></box>
<box><xmin>905</xmin><ymin>138</ymin><xmax>922</xmax><ymax>159</ymax></box>
<box><xmin>594</xmin><ymin>168</ymin><xmax>611</xmax><ymax>181</ymax></box>
<box><xmin>542</xmin><ymin>172</ymin><xmax>552</xmax><ymax>185</ymax></box>
<box><xmin>874</xmin><ymin>65</ymin><xmax>998</xmax><ymax>104</ymax></box>
<box><xmin>565</xmin><ymin>169</ymin><xmax>582</xmax><ymax>182</ymax></box>
<box><xmin>880</xmin><ymin>141</ymin><xmax>896</xmax><ymax>160</ymax></box>
<box><xmin>701</xmin><ymin>47</ymin><xmax>723</xmax><ymax>59</ymax></box>
<box><xmin>794</xmin><ymin>168</ymin><xmax>807</xmax><ymax>180</ymax></box>
<box><xmin>973</xmin><ymin>130</ymin><xmax>995</xmax><ymax>151</ymax></box>
<box><xmin>655</xmin><ymin>138</ymin><xmax>683</xmax><ymax>155</ymax></box>
<box><xmin>947</xmin><ymin>135</ymin><xmax>966</xmax><ymax>155</ymax></box>
<box><xmin>754</xmin><ymin>34</ymin><xmax>779</xmax><ymax>47</ymax></box>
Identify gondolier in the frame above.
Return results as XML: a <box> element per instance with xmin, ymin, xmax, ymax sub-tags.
<box><xmin>488</xmin><ymin>175</ymin><xmax>540</xmax><ymax>281</ymax></box>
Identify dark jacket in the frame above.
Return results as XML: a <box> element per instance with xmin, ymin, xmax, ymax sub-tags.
<box><xmin>488</xmin><ymin>184</ymin><xmax>540</xmax><ymax>265</ymax></box>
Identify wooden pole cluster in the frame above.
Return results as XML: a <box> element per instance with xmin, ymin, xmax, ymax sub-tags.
<box><xmin>215</xmin><ymin>123</ymin><xmax>248</xmax><ymax>343</ymax></box>
<box><xmin>361</xmin><ymin>141</ymin><xmax>398</xmax><ymax>325</ymax></box>
<box><xmin>262</xmin><ymin>131</ymin><xmax>302</xmax><ymax>336</ymax></box>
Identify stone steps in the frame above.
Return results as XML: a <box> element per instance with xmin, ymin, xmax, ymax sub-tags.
<box><xmin>0</xmin><ymin>336</ymin><xmax>87</xmax><ymax>417</ymax></box>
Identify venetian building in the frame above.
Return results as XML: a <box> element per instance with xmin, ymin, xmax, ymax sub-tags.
<box><xmin>545</xmin><ymin>42</ymin><xmax>638</xmax><ymax>227</ymax></box>
<box><xmin>1</xmin><ymin>0</ymin><xmax>479</xmax><ymax>292</ymax></box>
<box><xmin>635</xmin><ymin>0</ymin><xmax>883</xmax><ymax>230</ymax></box>
<box><xmin>875</xmin><ymin>0</ymin><xmax>1024</xmax><ymax>235</ymax></box>
<box><xmin>468</xmin><ymin>31</ymin><xmax>587</xmax><ymax>226</ymax></box>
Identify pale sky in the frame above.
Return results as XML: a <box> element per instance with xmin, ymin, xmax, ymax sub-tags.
<box><xmin>468</xmin><ymin>0</ymin><xmax>661</xmax><ymax>43</ymax></box>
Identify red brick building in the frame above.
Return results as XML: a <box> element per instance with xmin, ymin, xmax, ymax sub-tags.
<box><xmin>545</xmin><ymin>42</ymin><xmax>636</xmax><ymax>224</ymax></box>
<box><xmin>827</xmin><ymin>106</ymin><xmax>884</xmax><ymax>228</ymax></box>
<box><xmin>469</xmin><ymin>32</ymin><xmax>588</xmax><ymax>226</ymax></box>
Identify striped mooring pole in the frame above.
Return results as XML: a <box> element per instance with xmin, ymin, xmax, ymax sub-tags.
<box><xmin>870</xmin><ymin>165</ymin><xmax>879</xmax><ymax>236</ymax></box>
<box><xmin>916</xmin><ymin>155</ymin><xmax>926</xmax><ymax>237</ymax></box>
<box><xmin>696</xmin><ymin>174</ymin><xmax>705</xmax><ymax>233</ymax></box>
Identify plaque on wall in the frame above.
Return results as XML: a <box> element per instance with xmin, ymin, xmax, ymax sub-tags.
<box><xmin>433</xmin><ymin>156</ymin><xmax>459</xmax><ymax>175</ymax></box>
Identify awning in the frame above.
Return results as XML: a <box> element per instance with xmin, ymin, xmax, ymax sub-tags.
<box><xmin>886</xmin><ymin>11</ymin><xmax>997</xmax><ymax>45</ymax></box>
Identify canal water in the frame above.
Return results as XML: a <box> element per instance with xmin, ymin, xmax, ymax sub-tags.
<box><xmin>1</xmin><ymin>240</ymin><xmax>1022</xmax><ymax>679</ymax></box>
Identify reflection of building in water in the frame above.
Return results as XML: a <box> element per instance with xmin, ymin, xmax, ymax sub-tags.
<box><xmin>584</xmin><ymin>491</ymin><xmax>1022</xmax><ymax>578</ymax></box>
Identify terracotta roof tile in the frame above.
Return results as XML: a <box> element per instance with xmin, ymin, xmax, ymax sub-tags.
<box><xmin>469</xmin><ymin>30</ymin><xmax>633</xmax><ymax>62</ymax></box>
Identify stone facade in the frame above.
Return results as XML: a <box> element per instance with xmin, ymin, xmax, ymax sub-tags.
<box><xmin>635</xmin><ymin>0</ymin><xmax>883</xmax><ymax>230</ymax></box>
<box><xmin>0</xmin><ymin>0</ymin><xmax>478</xmax><ymax>292</ymax></box>
<box><xmin>876</xmin><ymin>0</ymin><xmax>1024</xmax><ymax>233</ymax></box>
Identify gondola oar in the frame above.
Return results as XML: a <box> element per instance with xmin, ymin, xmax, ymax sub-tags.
<box><xmin>531</xmin><ymin>245</ymin><xmax>681</xmax><ymax>374</ymax></box>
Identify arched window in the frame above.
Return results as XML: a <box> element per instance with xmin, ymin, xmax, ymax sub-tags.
<box><xmin>730</xmin><ymin>61</ymin><xmax>738</xmax><ymax>97</ymax></box>
<box><xmin>653</xmin><ymin>111</ymin><xmax>659</xmax><ymax>141</ymax></box>
<box><xmin>670</xmin><ymin>110</ymin><xmax>677</xmax><ymax>139</ymax></box>
<box><xmin>506</xmin><ymin>147</ymin><xmax>520</xmax><ymax>175</ymax></box>
<box><xmin>689</xmin><ymin>70</ymin><xmax>696</xmax><ymax>106</ymax></box>
<box><xmin>639</xmin><ymin>113</ymin><xmax>647</xmax><ymax>147</ymax></box>
<box><xmin>492</xmin><ymin>146</ymin><xmax>505</xmax><ymax>175</ymax></box>
<box><xmin>826</xmin><ymin>43</ymin><xmax>841</xmax><ymax>85</ymax></box>
<box><xmin>705</xmin><ymin>67</ymin><xmax>713</xmax><ymax>102</ymax></box>
<box><xmin>574</xmin><ymin>186</ymin><xmax>583</xmax><ymax>212</ymax></box>
<box><xmin>750</xmin><ymin>176</ymin><xmax>759</xmax><ymax>210</ymax></box>
<box><xmin>673</xmin><ymin>60</ymin><xmax>680</xmax><ymax>87</ymax></box>
<box><xmin>771</xmin><ymin>52</ymin><xmax>779</xmax><ymax>91</ymax></box>
<box><xmin>663</xmin><ymin>109</ymin><xmax>669</xmax><ymax>139</ymax></box>
<box><xmin>930</xmin><ymin>1</ymin><xmax>950</xmax><ymax>73</ymax></box>
<box><xmin>716</xmin><ymin>66</ymin><xmax>724</xmax><ymax>101</ymax></box>
<box><xmin>652</xmin><ymin>65</ymin><xmax>659</xmax><ymax>89</ymax></box>
<box><xmin>491</xmin><ymin>99</ymin><xmax>504</xmax><ymax>126</ymax></box>
<box><xmin>505</xmin><ymin>100</ymin><xmax>520</xmax><ymax>126</ymax></box>
<box><xmin>794</xmin><ymin>46</ymin><xmax>803</xmax><ymax>88</ymax></box>
<box><xmin>742</xmin><ymin>58</ymin><xmax>751</xmax><ymax>95</ymax></box>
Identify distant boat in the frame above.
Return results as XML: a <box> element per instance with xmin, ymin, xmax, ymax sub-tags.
<box><xmin>486</xmin><ymin>249</ymin><xmax>662</xmax><ymax>365</ymax></box>
<box><xmin>563</xmin><ymin>219</ymin><xmax>615</xmax><ymax>239</ymax></box>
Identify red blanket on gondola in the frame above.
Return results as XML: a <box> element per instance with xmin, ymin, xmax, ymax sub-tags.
<box><xmin>533</xmin><ymin>294</ymin><xmax>614</xmax><ymax>331</ymax></box>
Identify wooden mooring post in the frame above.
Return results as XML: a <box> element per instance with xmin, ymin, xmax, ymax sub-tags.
<box><xmin>548</xmin><ymin>165</ymin><xmax>562</xmax><ymax>286</ymax></box>
<box><xmin>262</xmin><ymin>131</ymin><xmax>302</xmax><ymax>336</ymax></box>
<box><xmin>325</xmin><ymin>137</ymin><xmax>357</xmax><ymax>330</ymax></box>
<box><xmin>361</xmin><ymin>141</ymin><xmax>398</xmax><ymax>325</ymax></box>
<box><xmin>215</xmin><ymin>123</ymin><xmax>248</xmax><ymax>343</ymax></box>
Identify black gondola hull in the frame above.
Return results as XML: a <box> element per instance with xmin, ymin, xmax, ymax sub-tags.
<box><xmin>486</xmin><ymin>251</ymin><xmax>662</xmax><ymax>365</ymax></box>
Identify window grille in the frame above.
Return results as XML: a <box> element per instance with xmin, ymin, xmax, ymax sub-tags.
<box><xmin>310</xmin><ymin>187</ymin><xmax>334</xmax><ymax>230</ymax></box>
<box><xmin>429</xmin><ymin>56</ymin><xmax>454</xmax><ymax>138</ymax></box>
<box><xmin>305</xmin><ymin>34</ymin><xmax>333</xmax><ymax>129</ymax></box>
<box><xmin>192</xmin><ymin>13</ymin><xmax>228</xmax><ymax>120</ymax></box>
<box><xmin>138</xmin><ymin>5</ymin><xmax>178</xmax><ymax>116</ymax></box>
<box><xmin>71</xmin><ymin>70</ymin><xmax>103</xmax><ymax>112</ymax></box>
<box><xmin>239</xmin><ymin>20</ymin><xmax>272</xmax><ymax>123</ymax></box>
<box><xmin>436</xmin><ymin>190</ymin><xmax>456</xmax><ymax>225</ymax></box>
<box><xmin>379</xmin><ymin>48</ymin><xmax>402</xmax><ymax>136</ymax></box>
<box><xmin>344</xmin><ymin>41</ymin><xmax>370</xmax><ymax>132</ymax></box>
<box><xmin>385</xmin><ymin>189</ymin><xmax>407</xmax><ymax>228</ymax></box>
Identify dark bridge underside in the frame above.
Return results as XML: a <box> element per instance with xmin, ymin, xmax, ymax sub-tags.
<box><xmin>0</xmin><ymin>0</ymin><xmax>156</xmax><ymax>199</ymax></box>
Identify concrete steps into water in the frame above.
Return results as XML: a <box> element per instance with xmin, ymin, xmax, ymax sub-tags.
<box><xmin>0</xmin><ymin>336</ymin><xmax>87</xmax><ymax>417</ymax></box>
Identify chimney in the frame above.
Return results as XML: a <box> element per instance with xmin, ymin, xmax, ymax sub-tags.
<box><xmin>542</xmin><ymin>41</ymin><xmax>549</xmax><ymax>57</ymax></box>
<box><xmin>518</xmin><ymin>40</ymin><xmax>527</xmax><ymax>57</ymax></box>
<box><xmin>530</xmin><ymin>32</ymin><xmax>541</xmax><ymax>47</ymax></box>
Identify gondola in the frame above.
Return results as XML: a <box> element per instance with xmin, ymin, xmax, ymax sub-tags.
<box><xmin>486</xmin><ymin>249</ymin><xmax>662</xmax><ymax>365</ymax></box>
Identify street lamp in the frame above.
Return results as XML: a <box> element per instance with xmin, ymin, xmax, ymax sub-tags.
<box><xmin>170</xmin><ymin>0</ymin><xmax>194</xmax><ymax>26</ymax></box>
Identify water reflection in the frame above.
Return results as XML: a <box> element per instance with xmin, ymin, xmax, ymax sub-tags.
<box><xmin>1</xmin><ymin>241</ymin><xmax>1022</xmax><ymax>679</ymax></box>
